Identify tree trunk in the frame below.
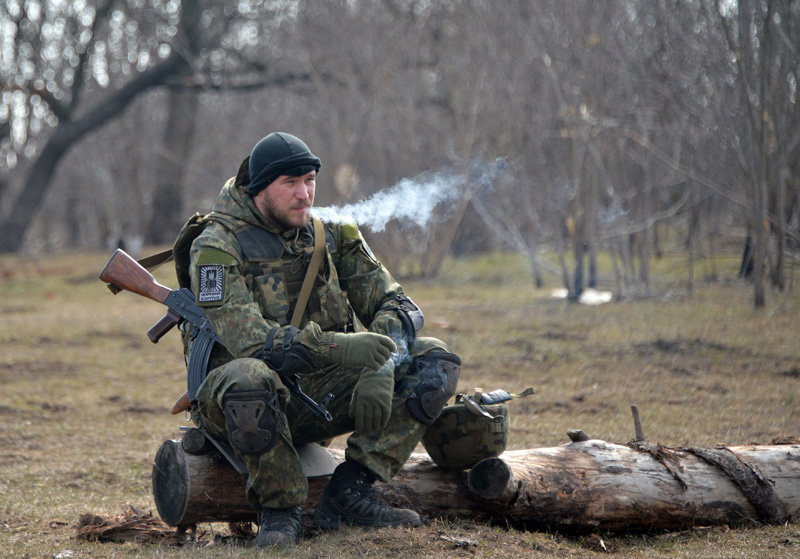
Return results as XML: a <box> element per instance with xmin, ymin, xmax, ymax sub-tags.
<box><xmin>153</xmin><ymin>436</ymin><xmax>800</xmax><ymax>533</ymax></box>
<box><xmin>0</xmin><ymin>54</ymin><xmax>184</xmax><ymax>254</ymax></box>
<box><xmin>146</xmin><ymin>87</ymin><xmax>200</xmax><ymax>245</ymax></box>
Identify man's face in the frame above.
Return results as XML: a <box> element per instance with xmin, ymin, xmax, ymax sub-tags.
<box><xmin>253</xmin><ymin>170</ymin><xmax>316</xmax><ymax>229</ymax></box>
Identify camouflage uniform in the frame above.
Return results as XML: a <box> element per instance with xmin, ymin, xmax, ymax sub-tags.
<box><xmin>186</xmin><ymin>177</ymin><xmax>453</xmax><ymax>511</ymax></box>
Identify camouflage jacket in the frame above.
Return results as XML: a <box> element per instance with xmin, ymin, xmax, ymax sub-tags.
<box><xmin>187</xmin><ymin>178</ymin><xmax>409</xmax><ymax>368</ymax></box>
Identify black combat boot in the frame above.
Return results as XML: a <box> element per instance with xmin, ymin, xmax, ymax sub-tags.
<box><xmin>313</xmin><ymin>461</ymin><xmax>421</xmax><ymax>529</ymax></box>
<box><xmin>252</xmin><ymin>505</ymin><xmax>301</xmax><ymax>548</ymax></box>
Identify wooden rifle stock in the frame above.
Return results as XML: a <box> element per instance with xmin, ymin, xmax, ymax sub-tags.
<box><xmin>100</xmin><ymin>249</ymin><xmax>172</xmax><ymax>303</ymax></box>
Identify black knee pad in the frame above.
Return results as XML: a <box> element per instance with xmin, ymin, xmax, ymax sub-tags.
<box><xmin>402</xmin><ymin>352</ymin><xmax>461</xmax><ymax>425</ymax></box>
<box><xmin>223</xmin><ymin>390</ymin><xmax>282</xmax><ymax>455</ymax></box>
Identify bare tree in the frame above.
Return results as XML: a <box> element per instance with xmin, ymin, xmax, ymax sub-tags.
<box><xmin>640</xmin><ymin>0</ymin><xmax>800</xmax><ymax>306</ymax></box>
<box><xmin>0</xmin><ymin>0</ymin><xmax>311</xmax><ymax>253</ymax></box>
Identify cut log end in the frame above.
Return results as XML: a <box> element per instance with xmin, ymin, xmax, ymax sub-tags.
<box><xmin>152</xmin><ymin>440</ymin><xmax>190</xmax><ymax>526</ymax></box>
<box><xmin>467</xmin><ymin>457</ymin><xmax>515</xmax><ymax>503</ymax></box>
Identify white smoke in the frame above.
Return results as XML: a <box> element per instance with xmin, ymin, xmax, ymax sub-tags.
<box><xmin>312</xmin><ymin>169</ymin><xmax>464</xmax><ymax>233</ymax></box>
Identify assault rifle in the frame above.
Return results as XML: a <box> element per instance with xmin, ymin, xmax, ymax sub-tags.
<box><xmin>99</xmin><ymin>249</ymin><xmax>333</xmax><ymax>420</ymax></box>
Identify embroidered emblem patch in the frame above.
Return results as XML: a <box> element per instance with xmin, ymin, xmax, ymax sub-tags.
<box><xmin>198</xmin><ymin>264</ymin><xmax>224</xmax><ymax>303</ymax></box>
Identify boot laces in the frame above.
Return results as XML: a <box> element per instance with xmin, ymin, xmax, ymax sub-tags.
<box><xmin>338</xmin><ymin>478</ymin><xmax>397</xmax><ymax>518</ymax></box>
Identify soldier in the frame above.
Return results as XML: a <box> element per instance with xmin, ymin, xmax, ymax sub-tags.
<box><xmin>185</xmin><ymin>132</ymin><xmax>461</xmax><ymax>547</ymax></box>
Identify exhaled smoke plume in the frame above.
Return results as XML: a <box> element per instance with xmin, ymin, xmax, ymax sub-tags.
<box><xmin>312</xmin><ymin>169</ymin><xmax>463</xmax><ymax>233</ymax></box>
<box><xmin>312</xmin><ymin>160</ymin><xmax>507</xmax><ymax>233</ymax></box>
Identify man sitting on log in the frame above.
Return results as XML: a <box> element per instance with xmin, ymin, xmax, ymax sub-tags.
<box><xmin>182</xmin><ymin>132</ymin><xmax>460</xmax><ymax>547</ymax></box>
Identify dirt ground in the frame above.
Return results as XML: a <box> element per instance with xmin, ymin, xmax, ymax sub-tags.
<box><xmin>1</xmin><ymin>250</ymin><xmax>799</xmax><ymax>558</ymax></box>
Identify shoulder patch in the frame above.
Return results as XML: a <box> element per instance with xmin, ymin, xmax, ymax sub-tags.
<box><xmin>194</xmin><ymin>247</ymin><xmax>234</xmax><ymax>305</ymax></box>
<box><xmin>198</xmin><ymin>264</ymin><xmax>225</xmax><ymax>303</ymax></box>
<box><xmin>338</xmin><ymin>221</ymin><xmax>377</xmax><ymax>261</ymax></box>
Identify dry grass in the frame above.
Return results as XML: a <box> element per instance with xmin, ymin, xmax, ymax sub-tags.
<box><xmin>1</xmin><ymin>249</ymin><xmax>799</xmax><ymax>558</ymax></box>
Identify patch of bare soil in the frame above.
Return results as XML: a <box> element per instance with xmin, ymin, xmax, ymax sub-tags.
<box><xmin>634</xmin><ymin>337</ymin><xmax>732</xmax><ymax>356</ymax></box>
<box><xmin>0</xmin><ymin>360</ymin><xmax>77</xmax><ymax>382</ymax></box>
<box><xmin>100</xmin><ymin>395</ymin><xmax>163</xmax><ymax>415</ymax></box>
<box><xmin>84</xmin><ymin>329</ymin><xmax>144</xmax><ymax>348</ymax></box>
<box><xmin>779</xmin><ymin>366</ymin><xmax>800</xmax><ymax>378</ymax></box>
<box><xmin>538</xmin><ymin>330</ymin><xmax>589</xmax><ymax>342</ymax></box>
<box><xmin>0</xmin><ymin>304</ymin><xmax>37</xmax><ymax>314</ymax></box>
<box><xmin>121</xmin><ymin>405</ymin><xmax>163</xmax><ymax>415</ymax></box>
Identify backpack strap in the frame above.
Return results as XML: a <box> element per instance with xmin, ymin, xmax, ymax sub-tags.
<box><xmin>290</xmin><ymin>216</ymin><xmax>325</xmax><ymax>328</ymax></box>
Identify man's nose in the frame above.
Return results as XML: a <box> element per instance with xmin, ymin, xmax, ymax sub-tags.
<box><xmin>296</xmin><ymin>185</ymin><xmax>310</xmax><ymax>199</ymax></box>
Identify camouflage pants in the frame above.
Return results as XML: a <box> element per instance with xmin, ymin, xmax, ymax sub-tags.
<box><xmin>192</xmin><ymin>336</ymin><xmax>453</xmax><ymax>511</ymax></box>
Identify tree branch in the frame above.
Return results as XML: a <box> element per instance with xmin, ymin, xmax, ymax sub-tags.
<box><xmin>617</xmin><ymin>127</ymin><xmax>749</xmax><ymax>210</ymax></box>
<box><xmin>68</xmin><ymin>0</ymin><xmax>117</xmax><ymax>115</ymax></box>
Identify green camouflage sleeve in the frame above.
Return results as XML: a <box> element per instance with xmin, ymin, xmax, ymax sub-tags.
<box><xmin>334</xmin><ymin>222</ymin><xmax>408</xmax><ymax>342</ymax></box>
<box><xmin>190</xmin><ymin>224</ymin><xmax>336</xmax><ymax>364</ymax></box>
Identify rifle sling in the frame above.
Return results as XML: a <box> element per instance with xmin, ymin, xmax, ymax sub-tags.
<box><xmin>136</xmin><ymin>248</ymin><xmax>174</xmax><ymax>272</ymax></box>
<box><xmin>290</xmin><ymin>217</ymin><xmax>325</xmax><ymax>328</ymax></box>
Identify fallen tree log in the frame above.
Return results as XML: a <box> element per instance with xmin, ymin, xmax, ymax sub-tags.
<box><xmin>468</xmin><ymin>440</ymin><xmax>800</xmax><ymax>532</ymax></box>
<box><xmin>152</xmin><ymin>434</ymin><xmax>800</xmax><ymax>533</ymax></box>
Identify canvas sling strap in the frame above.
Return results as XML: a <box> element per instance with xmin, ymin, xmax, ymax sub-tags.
<box><xmin>290</xmin><ymin>216</ymin><xmax>325</xmax><ymax>328</ymax></box>
<box><xmin>135</xmin><ymin>248</ymin><xmax>174</xmax><ymax>273</ymax></box>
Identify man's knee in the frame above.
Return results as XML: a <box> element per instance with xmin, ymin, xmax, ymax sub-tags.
<box><xmin>223</xmin><ymin>389</ymin><xmax>284</xmax><ymax>455</ymax></box>
<box><xmin>215</xmin><ymin>358</ymin><xmax>283</xmax><ymax>393</ymax></box>
<box><xmin>194</xmin><ymin>358</ymin><xmax>288</xmax><ymax>438</ymax></box>
<box><xmin>396</xmin><ymin>351</ymin><xmax>461</xmax><ymax>425</ymax></box>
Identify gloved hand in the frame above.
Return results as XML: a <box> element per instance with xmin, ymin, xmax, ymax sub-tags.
<box><xmin>329</xmin><ymin>332</ymin><xmax>396</xmax><ymax>371</ymax></box>
<box><xmin>349</xmin><ymin>359</ymin><xmax>395</xmax><ymax>433</ymax></box>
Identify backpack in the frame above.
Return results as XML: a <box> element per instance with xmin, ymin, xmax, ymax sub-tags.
<box><xmin>136</xmin><ymin>156</ymin><xmax>252</xmax><ymax>284</ymax></box>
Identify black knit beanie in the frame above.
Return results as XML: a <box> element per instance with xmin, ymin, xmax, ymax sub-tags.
<box><xmin>247</xmin><ymin>132</ymin><xmax>321</xmax><ymax>196</ymax></box>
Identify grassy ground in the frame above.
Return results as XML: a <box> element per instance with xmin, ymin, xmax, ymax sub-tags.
<box><xmin>0</xmin><ymin>249</ymin><xmax>798</xmax><ymax>558</ymax></box>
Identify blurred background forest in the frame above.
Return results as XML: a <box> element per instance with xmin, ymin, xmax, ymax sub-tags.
<box><xmin>1</xmin><ymin>0</ymin><xmax>798</xmax><ymax>308</ymax></box>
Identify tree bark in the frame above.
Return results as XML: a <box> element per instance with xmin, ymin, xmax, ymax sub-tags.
<box><xmin>467</xmin><ymin>440</ymin><xmax>799</xmax><ymax>532</ymax></box>
<box><xmin>152</xmin><ymin>436</ymin><xmax>800</xmax><ymax>533</ymax></box>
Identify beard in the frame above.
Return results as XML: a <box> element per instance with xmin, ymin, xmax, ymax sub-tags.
<box><xmin>260</xmin><ymin>199</ymin><xmax>312</xmax><ymax>230</ymax></box>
